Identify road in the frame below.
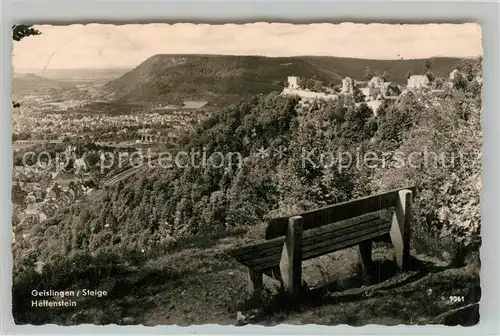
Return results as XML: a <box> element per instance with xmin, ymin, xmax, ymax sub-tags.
<box><xmin>87</xmin><ymin>156</ymin><xmax>161</xmax><ymax>200</ymax></box>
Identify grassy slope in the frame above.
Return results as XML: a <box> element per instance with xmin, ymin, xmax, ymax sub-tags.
<box><xmin>14</xmin><ymin>228</ymin><xmax>480</xmax><ymax>326</ymax></box>
<box><xmin>103</xmin><ymin>54</ymin><xmax>463</xmax><ymax>105</ymax></box>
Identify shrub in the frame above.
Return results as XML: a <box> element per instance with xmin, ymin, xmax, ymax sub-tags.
<box><xmin>373</xmin><ymin>87</ymin><xmax>481</xmax><ymax>260</ymax></box>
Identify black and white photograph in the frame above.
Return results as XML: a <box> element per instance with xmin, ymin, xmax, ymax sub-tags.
<box><xmin>11</xmin><ymin>22</ymin><xmax>482</xmax><ymax>326</ymax></box>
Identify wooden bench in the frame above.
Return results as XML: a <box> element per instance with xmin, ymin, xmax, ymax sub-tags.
<box><xmin>228</xmin><ymin>187</ymin><xmax>415</xmax><ymax>298</ymax></box>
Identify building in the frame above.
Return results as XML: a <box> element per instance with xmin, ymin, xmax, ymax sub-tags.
<box><xmin>360</xmin><ymin>87</ymin><xmax>371</xmax><ymax>97</ymax></box>
<box><xmin>407</xmin><ymin>75</ymin><xmax>430</xmax><ymax>90</ymax></box>
<box><xmin>369</xmin><ymin>76</ymin><xmax>384</xmax><ymax>89</ymax></box>
<box><xmin>287</xmin><ymin>76</ymin><xmax>299</xmax><ymax>89</ymax></box>
<box><xmin>381</xmin><ymin>82</ymin><xmax>402</xmax><ymax>97</ymax></box>
<box><xmin>182</xmin><ymin>101</ymin><xmax>208</xmax><ymax>109</ymax></box>
<box><xmin>341</xmin><ymin>77</ymin><xmax>354</xmax><ymax>94</ymax></box>
<box><xmin>13</xmin><ymin>139</ymin><xmax>63</xmax><ymax>145</ymax></box>
<box><xmin>282</xmin><ymin>88</ymin><xmax>338</xmax><ymax>102</ymax></box>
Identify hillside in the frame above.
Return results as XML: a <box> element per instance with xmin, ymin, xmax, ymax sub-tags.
<box><xmin>12</xmin><ymin>73</ymin><xmax>77</xmax><ymax>95</ymax></box>
<box><xmin>16</xmin><ymin>68</ymin><xmax>131</xmax><ymax>84</ymax></box>
<box><xmin>103</xmin><ymin>54</ymin><xmax>464</xmax><ymax>105</ymax></box>
<box><xmin>302</xmin><ymin>56</ymin><xmax>464</xmax><ymax>83</ymax></box>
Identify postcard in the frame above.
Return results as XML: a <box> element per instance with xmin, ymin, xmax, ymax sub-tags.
<box><xmin>11</xmin><ymin>22</ymin><xmax>482</xmax><ymax>326</ymax></box>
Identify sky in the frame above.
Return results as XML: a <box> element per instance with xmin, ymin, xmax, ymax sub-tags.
<box><xmin>12</xmin><ymin>23</ymin><xmax>483</xmax><ymax>70</ymax></box>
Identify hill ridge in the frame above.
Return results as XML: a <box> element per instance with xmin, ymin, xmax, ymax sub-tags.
<box><xmin>12</xmin><ymin>73</ymin><xmax>77</xmax><ymax>94</ymax></box>
<box><xmin>103</xmin><ymin>54</ymin><xmax>464</xmax><ymax>105</ymax></box>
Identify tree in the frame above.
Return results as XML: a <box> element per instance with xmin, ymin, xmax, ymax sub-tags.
<box><xmin>432</xmin><ymin>77</ymin><xmax>445</xmax><ymax>90</ymax></box>
<box><xmin>297</xmin><ymin>77</ymin><xmax>306</xmax><ymax>89</ymax></box>
<box><xmin>457</xmin><ymin>57</ymin><xmax>482</xmax><ymax>81</ymax></box>
<box><xmin>425</xmin><ymin>71</ymin><xmax>435</xmax><ymax>82</ymax></box>
<box><xmin>380</xmin><ymin>71</ymin><xmax>391</xmax><ymax>82</ymax></box>
<box><xmin>374</xmin><ymin>85</ymin><xmax>482</xmax><ymax>263</ymax></box>
<box><xmin>424</xmin><ymin>59</ymin><xmax>432</xmax><ymax>72</ymax></box>
<box><xmin>363</xmin><ymin>66</ymin><xmax>374</xmax><ymax>81</ymax></box>
<box><xmin>12</xmin><ymin>25</ymin><xmax>40</xmax><ymax>42</ymax></box>
<box><xmin>353</xmin><ymin>84</ymin><xmax>365</xmax><ymax>103</ymax></box>
<box><xmin>306</xmin><ymin>78</ymin><xmax>316</xmax><ymax>90</ymax></box>
<box><xmin>313</xmin><ymin>80</ymin><xmax>323</xmax><ymax>92</ymax></box>
<box><xmin>12</xmin><ymin>25</ymin><xmax>41</xmax><ymax>108</ymax></box>
<box><xmin>451</xmin><ymin>72</ymin><xmax>468</xmax><ymax>91</ymax></box>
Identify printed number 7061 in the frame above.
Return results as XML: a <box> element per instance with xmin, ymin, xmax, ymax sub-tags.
<box><xmin>449</xmin><ymin>296</ymin><xmax>465</xmax><ymax>302</ymax></box>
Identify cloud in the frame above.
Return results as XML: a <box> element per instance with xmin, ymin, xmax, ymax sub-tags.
<box><xmin>12</xmin><ymin>23</ymin><xmax>483</xmax><ymax>69</ymax></box>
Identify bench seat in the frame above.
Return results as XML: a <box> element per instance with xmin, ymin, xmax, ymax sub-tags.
<box><xmin>227</xmin><ymin>187</ymin><xmax>414</xmax><ymax>298</ymax></box>
<box><xmin>229</xmin><ymin>212</ymin><xmax>390</xmax><ymax>272</ymax></box>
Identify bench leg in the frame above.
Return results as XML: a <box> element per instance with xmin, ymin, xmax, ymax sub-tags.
<box><xmin>390</xmin><ymin>189</ymin><xmax>412</xmax><ymax>270</ymax></box>
<box><xmin>279</xmin><ymin>216</ymin><xmax>303</xmax><ymax>299</ymax></box>
<box><xmin>358</xmin><ymin>240</ymin><xmax>373</xmax><ymax>283</ymax></box>
<box><xmin>247</xmin><ymin>267</ymin><xmax>263</xmax><ymax>296</ymax></box>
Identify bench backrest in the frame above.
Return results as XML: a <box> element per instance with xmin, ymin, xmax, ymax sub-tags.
<box><xmin>265</xmin><ymin>186</ymin><xmax>416</xmax><ymax>239</ymax></box>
